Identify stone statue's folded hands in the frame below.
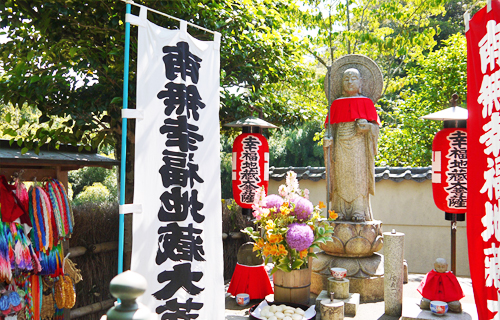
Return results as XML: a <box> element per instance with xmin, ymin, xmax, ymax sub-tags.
<box><xmin>356</xmin><ymin>119</ymin><xmax>370</xmax><ymax>132</ymax></box>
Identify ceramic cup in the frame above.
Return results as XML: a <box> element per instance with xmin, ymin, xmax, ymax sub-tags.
<box><xmin>430</xmin><ymin>301</ymin><xmax>448</xmax><ymax>316</ymax></box>
<box><xmin>236</xmin><ymin>293</ymin><xmax>250</xmax><ymax>306</ymax></box>
<box><xmin>330</xmin><ymin>267</ymin><xmax>347</xmax><ymax>280</ymax></box>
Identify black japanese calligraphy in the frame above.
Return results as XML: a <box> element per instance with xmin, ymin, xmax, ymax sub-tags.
<box><xmin>238</xmin><ymin>135</ymin><xmax>262</xmax><ymax>204</ymax></box>
<box><xmin>156</xmin><ymin>41</ymin><xmax>205</xmax><ymax>318</ymax></box>
<box><xmin>445</xmin><ymin>131</ymin><xmax>467</xmax><ymax>208</ymax></box>
<box><xmin>162</xmin><ymin>42</ymin><xmax>202</xmax><ymax>83</ymax></box>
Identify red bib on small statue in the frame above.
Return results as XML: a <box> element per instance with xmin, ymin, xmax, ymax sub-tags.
<box><xmin>417</xmin><ymin>270</ymin><xmax>465</xmax><ymax>302</ymax></box>
<box><xmin>324</xmin><ymin>96</ymin><xmax>380</xmax><ymax>125</ymax></box>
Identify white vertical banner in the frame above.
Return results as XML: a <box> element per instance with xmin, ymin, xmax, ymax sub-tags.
<box><xmin>129</xmin><ymin>7</ymin><xmax>224</xmax><ymax>319</ymax></box>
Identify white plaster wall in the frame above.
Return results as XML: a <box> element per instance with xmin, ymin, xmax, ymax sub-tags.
<box><xmin>268</xmin><ymin>177</ymin><xmax>470</xmax><ymax>277</ymax></box>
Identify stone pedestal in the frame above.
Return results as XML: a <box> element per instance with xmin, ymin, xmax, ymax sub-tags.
<box><xmin>383</xmin><ymin>231</ymin><xmax>405</xmax><ymax>317</ymax></box>
<box><xmin>311</xmin><ymin>251</ymin><xmax>384</xmax><ymax>302</ymax></box>
<box><xmin>320</xmin><ymin>299</ymin><xmax>344</xmax><ymax>320</ymax></box>
<box><xmin>328</xmin><ymin>277</ymin><xmax>349</xmax><ymax>299</ymax></box>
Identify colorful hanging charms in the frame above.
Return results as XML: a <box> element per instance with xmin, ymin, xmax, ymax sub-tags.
<box><xmin>44</xmin><ymin>179</ymin><xmax>74</xmax><ymax>241</ymax></box>
<box><xmin>38</xmin><ymin>244</ymin><xmax>64</xmax><ymax>277</ymax></box>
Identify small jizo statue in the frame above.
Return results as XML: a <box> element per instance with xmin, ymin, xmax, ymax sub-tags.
<box><xmin>417</xmin><ymin>258</ymin><xmax>464</xmax><ymax>313</ymax></box>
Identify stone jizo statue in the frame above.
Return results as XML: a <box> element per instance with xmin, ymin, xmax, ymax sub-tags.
<box><xmin>417</xmin><ymin>258</ymin><xmax>464</xmax><ymax>313</ymax></box>
<box><xmin>324</xmin><ymin>67</ymin><xmax>380</xmax><ymax>222</ymax></box>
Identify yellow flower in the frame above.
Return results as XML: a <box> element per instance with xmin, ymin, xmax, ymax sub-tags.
<box><xmin>268</xmin><ymin>234</ymin><xmax>283</xmax><ymax>244</ymax></box>
<box><xmin>299</xmin><ymin>249</ymin><xmax>308</xmax><ymax>259</ymax></box>
<box><xmin>278</xmin><ymin>244</ymin><xmax>288</xmax><ymax>255</ymax></box>
<box><xmin>318</xmin><ymin>201</ymin><xmax>326</xmax><ymax>209</ymax></box>
<box><xmin>253</xmin><ymin>238</ymin><xmax>265</xmax><ymax>252</ymax></box>
<box><xmin>329</xmin><ymin>210</ymin><xmax>338</xmax><ymax>220</ymax></box>
<box><xmin>313</xmin><ymin>212</ymin><xmax>321</xmax><ymax>220</ymax></box>
<box><xmin>265</xmin><ymin>220</ymin><xmax>275</xmax><ymax>230</ymax></box>
<box><xmin>280</xmin><ymin>203</ymin><xmax>291</xmax><ymax>216</ymax></box>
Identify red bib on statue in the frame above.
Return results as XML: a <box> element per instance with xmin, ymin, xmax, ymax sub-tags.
<box><xmin>324</xmin><ymin>96</ymin><xmax>380</xmax><ymax>125</ymax></box>
<box><xmin>417</xmin><ymin>270</ymin><xmax>465</xmax><ymax>302</ymax></box>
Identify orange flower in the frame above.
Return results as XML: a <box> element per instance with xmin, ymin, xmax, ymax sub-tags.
<box><xmin>269</xmin><ymin>245</ymin><xmax>279</xmax><ymax>256</ymax></box>
<box><xmin>278</xmin><ymin>244</ymin><xmax>288</xmax><ymax>255</ymax></box>
<box><xmin>299</xmin><ymin>249</ymin><xmax>308</xmax><ymax>259</ymax></box>
<box><xmin>318</xmin><ymin>201</ymin><xmax>326</xmax><ymax>209</ymax></box>
<box><xmin>268</xmin><ymin>234</ymin><xmax>283</xmax><ymax>244</ymax></box>
<box><xmin>329</xmin><ymin>210</ymin><xmax>338</xmax><ymax>220</ymax></box>
<box><xmin>309</xmin><ymin>224</ymin><xmax>315</xmax><ymax>231</ymax></box>
<box><xmin>262</xmin><ymin>244</ymin><xmax>273</xmax><ymax>256</ymax></box>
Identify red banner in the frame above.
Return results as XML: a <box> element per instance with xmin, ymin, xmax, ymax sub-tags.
<box><xmin>432</xmin><ymin>128</ymin><xmax>467</xmax><ymax>214</ymax></box>
<box><xmin>467</xmin><ymin>2</ymin><xmax>500</xmax><ymax>319</ymax></box>
<box><xmin>231</xmin><ymin>133</ymin><xmax>269</xmax><ymax>208</ymax></box>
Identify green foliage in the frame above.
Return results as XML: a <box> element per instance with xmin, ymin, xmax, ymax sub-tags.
<box><xmin>72</xmin><ymin>182</ymin><xmax>111</xmax><ymax>206</ymax></box>
<box><xmin>69</xmin><ymin>166</ymin><xmax>118</xmax><ymax>202</ymax></box>
<box><xmin>269</xmin><ymin>122</ymin><xmax>325</xmax><ymax>167</ymax></box>
<box><xmin>0</xmin><ymin>0</ymin><xmax>322</xmax><ymax>152</ymax></box>
<box><xmin>376</xmin><ymin>33</ymin><xmax>467</xmax><ymax>167</ymax></box>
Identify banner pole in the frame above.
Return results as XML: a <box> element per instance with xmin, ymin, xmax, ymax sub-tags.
<box><xmin>118</xmin><ymin>1</ymin><xmax>132</xmax><ymax>275</ymax></box>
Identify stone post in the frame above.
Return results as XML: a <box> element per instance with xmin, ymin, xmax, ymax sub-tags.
<box><xmin>383</xmin><ymin>230</ymin><xmax>405</xmax><ymax>317</ymax></box>
<box><xmin>106</xmin><ymin>270</ymin><xmax>158</xmax><ymax>320</ymax></box>
<box><xmin>320</xmin><ymin>298</ymin><xmax>344</xmax><ymax>320</ymax></box>
<box><xmin>328</xmin><ymin>277</ymin><xmax>349</xmax><ymax>299</ymax></box>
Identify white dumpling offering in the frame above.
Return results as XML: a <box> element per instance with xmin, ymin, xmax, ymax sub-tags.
<box><xmin>295</xmin><ymin>308</ymin><xmax>305</xmax><ymax>315</ymax></box>
<box><xmin>274</xmin><ymin>311</ymin><xmax>285</xmax><ymax>319</ymax></box>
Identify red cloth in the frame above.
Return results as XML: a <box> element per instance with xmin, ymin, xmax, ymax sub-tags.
<box><xmin>417</xmin><ymin>270</ymin><xmax>465</xmax><ymax>302</ymax></box>
<box><xmin>0</xmin><ymin>175</ymin><xmax>26</xmax><ymax>222</ymax></box>
<box><xmin>324</xmin><ymin>96</ymin><xmax>380</xmax><ymax>125</ymax></box>
<box><xmin>227</xmin><ymin>263</ymin><xmax>273</xmax><ymax>300</ymax></box>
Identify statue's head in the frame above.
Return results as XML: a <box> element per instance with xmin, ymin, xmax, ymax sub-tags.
<box><xmin>434</xmin><ymin>258</ymin><xmax>448</xmax><ymax>273</ymax></box>
<box><xmin>342</xmin><ymin>68</ymin><xmax>362</xmax><ymax>97</ymax></box>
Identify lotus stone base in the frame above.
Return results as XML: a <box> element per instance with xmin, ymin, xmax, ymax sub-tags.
<box><xmin>319</xmin><ymin>220</ymin><xmax>383</xmax><ymax>257</ymax></box>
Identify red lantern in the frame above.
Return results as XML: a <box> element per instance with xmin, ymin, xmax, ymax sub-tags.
<box><xmin>431</xmin><ymin>128</ymin><xmax>467</xmax><ymax>214</ymax></box>
<box><xmin>232</xmin><ymin>133</ymin><xmax>269</xmax><ymax>208</ymax></box>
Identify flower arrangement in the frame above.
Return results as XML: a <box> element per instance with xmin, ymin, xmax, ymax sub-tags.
<box><xmin>243</xmin><ymin>171</ymin><xmax>334</xmax><ymax>273</ymax></box>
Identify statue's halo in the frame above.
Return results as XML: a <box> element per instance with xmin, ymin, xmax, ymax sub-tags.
<box><xmin>324</xmin><ymin>54</ymin><xmax>384</xmax><ymax>104</ymax></box>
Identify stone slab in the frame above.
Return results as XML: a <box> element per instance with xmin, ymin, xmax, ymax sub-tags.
<box><xmin>315</xmin><ymin>290</ymin><xmax>359</xmax><ymax>317</ymax></box>
<box><xmin>349</xmin><ymin>276</ymin><xmax>384</xmax><ymax>302</ymax></box>
<box><xmin>401</xmin><ymin>298</ymin><xmax>473</xmax><ymax>320</ymax></box>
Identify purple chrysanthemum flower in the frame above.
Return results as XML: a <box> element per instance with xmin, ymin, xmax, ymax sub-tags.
<box><xmin>264</xmin><ymin>194</ymin><xmax>284</xmax><ymax>212</ymax></box>
<box><xmin>292</xmin><ymin>197</ymin><xmax>313</xmax><ymax>220</ymax></box>
<box><xmin>286</xmin><ymin>223</ymin><xmax>314</xmax><ymax>251</ymax></box>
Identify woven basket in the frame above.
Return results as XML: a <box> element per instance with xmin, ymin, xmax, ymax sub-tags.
<box><xmin>65</xmin><ymin>259</ymin><xmax>83</xmax><ymax>284</ymax></box>
<box><xmin>41</xmin><ymin>293</ymin><xmax>55</xmax><ymax>319</ymax></box>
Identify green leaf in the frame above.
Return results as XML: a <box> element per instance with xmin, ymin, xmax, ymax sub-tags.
<box><xmin>291</xmin><ymin>259</ymin><xmax>303</xmax><ymax>270</ymax></box>
<box><xmin>21</xmin><ymin>147</ymin><xmax>28</xmax><ymax>154</ymax></box>
<box><xmin>277</xmin><ymin>263</ymin><xmax>291</xmax><ymax>272</ymax></box>
<box><xmin>318</xmin><ymin>227</ymin><xmax>325</xmax><ymax>236</ymax></box>
<box><xmin>110</xmin><ymin>97</ymin><xmax>122</xmax><ymax>104</ymax></box>
<box><xmin>5</xmin><ymin>113</ymin><xmax>11</xmax><ymax>123</ymax></box>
